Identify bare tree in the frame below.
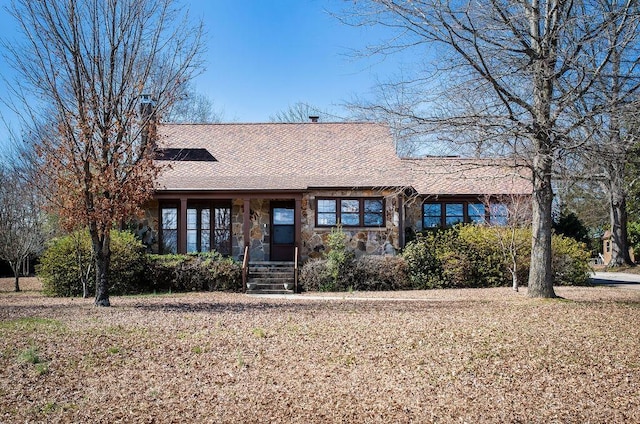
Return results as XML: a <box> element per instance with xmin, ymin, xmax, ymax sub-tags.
<box><xmin>483</xmin><ymin>195</ymin><xmax>532</xmax><ymax>292</ymax></box>
<box><xmin>164</xmin><ymin>83</ymin><xmax>224</xmax><ymax>123</ymax></box>
<box><xmin>0</xmin><ymin>162</ymin><xmax>46</xmax><ymax>292</ymax></box>
<box><xmin>269</xmin><ymin>102</ymin><xmax>337</xmax><ymax>123</ymax></box>
<box><xmin>3</xmin><ymin>0</ymin><xmax>204</xmax><ymax>306</ymax></box>
<box><xmin>339</xmin><ymin>0</ymin><xmax>640</xmax><ymax>297</ymax></box>
<box><xmin>575</xmin><ymin>3</ymin><xmax>640</xmax><ymax>267</ymax></box>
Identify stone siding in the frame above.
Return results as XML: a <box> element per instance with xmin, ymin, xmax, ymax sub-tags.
<box><xmin>301</xmin><ymin>189</ymin><xmax>401</xmax><ymax>261</ymax></box>
<box><xmin>144</xmin><ymin>190</ymin><xmax>404</xmax><ymax>262</ymax></box>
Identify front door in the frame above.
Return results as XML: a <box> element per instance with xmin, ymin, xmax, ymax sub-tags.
<box><xmin>271</xmin><ymin>201</ymin><xmax>295</xmax><ymax>261</ymax></box>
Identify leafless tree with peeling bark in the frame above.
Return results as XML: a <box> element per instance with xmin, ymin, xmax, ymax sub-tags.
<box><xmin>339</xmin><ymin>0</ymin><xmax>640</xmax><ymax>297</ymax></box>
<box><xmin>3</xmin><ymin>0</ymin><xmax>204</xmax><ymax>306</ymax></box>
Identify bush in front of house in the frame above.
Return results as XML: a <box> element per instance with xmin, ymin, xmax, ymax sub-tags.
<box><xmin>402</xmin><ymin>225</ymin><xmax>591</xmax><ymax>288</ymax></box>
<box><xmin>144</xmin><ymin>252</ymin><xmax>242</xmax><ymax>293</ymax></box>
<box><xmin>299</xmin><ymin>255</ymin><xmax>409</xmax><ymax>292</ymax></box>
<box><xmin>300</xmin><ymin>224</ymin><xmax>410</xmax><ymax>292</ymax></box>
<box><xmin>347</xmin><ymin>255</ymin><xmax>410</xmax><ymax>291</ymax></box>
<box><xmin>299</xmin><ymin>258</ymin><xmax>334</xmax><ymax>291</ymax></box>
<box><xmin>39</xmin><ymin>230</ymin><xmax>146</xmax><ymax>297</ymax></box>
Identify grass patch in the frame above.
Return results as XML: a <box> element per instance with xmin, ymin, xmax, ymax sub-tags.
<box><xmin>252</xmin><ymin>327</ymin><xmax>266</xmax><ymax>338</ymax></box>
<box><xmin>18</xmin><ymin>346</ymin><xmax>44</xmax><ymax>364</ymax></box>
<box><xmin>0</xmin><ymin>317</ymin><xmax>64</xmax><ymax>333</ymax></box>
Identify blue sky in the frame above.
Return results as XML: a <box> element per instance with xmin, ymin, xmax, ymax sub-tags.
<box><xmin>0</xmin><ymin>0</ymin><xmax>404</xmax><ymax>150</ymax></box>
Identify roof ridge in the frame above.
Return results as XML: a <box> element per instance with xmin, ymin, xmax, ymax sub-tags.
<box><xmin>158</xmin><ymin>121</ymin><xmax>384</xmax><ymax>126</ymax></box>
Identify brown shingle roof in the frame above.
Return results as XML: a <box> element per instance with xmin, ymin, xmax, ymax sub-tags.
<box><xmin>405</xmin><ymin>157</ymin><xmax>531</xmax><ymax>196</ymax></box>
<box><xmin>155</xmin><ymin>122</ymin><xmax>531</xmax><ymax>195</ymax></box>
<box><xmin>155</xmin><ymin>122</ymin><xmax>406</xmax><ymax>191</ymax></box>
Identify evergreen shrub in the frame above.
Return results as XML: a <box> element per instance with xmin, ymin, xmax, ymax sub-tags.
<box><xmin>39</xmin><ymin>230</ymin><xmax>146</xmax><ymax>297</ymax></box>
<box><xmin>144</xmin><ymin>252</ymin><xmax>242</xmax><ymax>293</ymax></box>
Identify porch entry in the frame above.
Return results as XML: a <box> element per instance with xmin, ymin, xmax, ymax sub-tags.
<box><xmin>270</xmin><ymin>201</ymin><xmax>295</xmax><ymax>261</ymax></box>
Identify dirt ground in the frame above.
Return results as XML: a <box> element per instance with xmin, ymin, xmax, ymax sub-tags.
<box><xmin>1</xmin><ymin>277</ymin><xmax>639</xmax><ymax>423</ymax></box>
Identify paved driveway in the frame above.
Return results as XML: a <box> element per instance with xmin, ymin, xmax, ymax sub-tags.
<box><xmin>590</xmin><ymin>272</ymin><xmax>640</xmax><ymax>291</ymax></box>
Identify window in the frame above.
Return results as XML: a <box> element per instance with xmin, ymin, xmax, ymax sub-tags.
<box><xmin>159</xmin><ymin>201</ymin><xmax>231</xmax><ymax>254</ymax></box>
<box><xmin>341</xmin><ymin>199</ymin><xmax>360</xmax><ymax>226</ymax></box>
<box><xmin>317</xmin><ymin>199</ymin><xmax>337</xmax><ymax>226</ymax></box>
<box><xmin>364</xmin><ymin>199</ymin><xmax>384</xmax><ymax>226</ymax></box>
<box><xmin>422</xmin><ymin>203</ymin><xmax>442</xmax><ymax>228</ymax></box>
<box><xmin>213</xmin><ymin>207</ymin><xmax>232</xmax><ymax>256</ymax></box>
<box><xmin>468</xmin><ymin>203</ymin><xmax>486</xmax><ymax>224</ymax></box>
<box><xmin>160</xmin><ymin>206</ymin><xmax>178</xmax><ymax>254</ymax></box>
<box><xmin>445</xmin><ymin>203</ymin><xmax>464</xmax><ymax>227</ymax></box>
<box><xmin>187</xmin><ymin>206</ymin><xmax>211</xmax><ymax>253</ymax></box>
<box><xmin>316</xmin><ymin>198</ymin><xmax>385</xmax><ymax>227</ymax></box>
<box><xmin>422</xmin><ymin>201</ymin><xmax>492</xmax><ymax>228</ymax></box>
<box><xmin>188</xmin><ymin>203</ymin><xmax>232</xmax><ymax>254</ymax></box>
<box><xmin>490</xmin><ymin>203</ymin><xmax>508</xmax><ymax>226</ymax></box>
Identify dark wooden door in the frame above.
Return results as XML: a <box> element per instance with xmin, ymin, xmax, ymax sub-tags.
<box><xmin>271</xmin><ymin>201</ymin><xmax>295</xmax><ymax>261</ymax></box>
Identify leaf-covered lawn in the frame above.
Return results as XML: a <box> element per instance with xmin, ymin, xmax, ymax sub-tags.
<box><xmin>1</xmin><ymin>278</ymin><xmax>639</xmax><ymax>423</ymax></box>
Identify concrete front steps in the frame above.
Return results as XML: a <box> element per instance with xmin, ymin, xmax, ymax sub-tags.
<box><xmin>246</xmin><ymin>261</ymin><xmax>296</xmax><ymax>294</ymax></box>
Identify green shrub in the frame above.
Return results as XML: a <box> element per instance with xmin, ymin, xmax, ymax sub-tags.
<box><xmin>325</xmin><ymin>225</ymin><xmax>353</xmax><ymax>287</ymax></box>
<box><xmin>551</xmin><ymin>235</ymin><xmax>591</xmax><ymax>286</ymax></box>
<box><xmin>300</xmin><ymin>255</ymin><xmax>408</xmax><ymax>292</ymax></box>
<box><xmin>144</xmin><ymin>252</ymin><xmax>242</xmax><ymax>293</ymax></box>
<box><xmin>347</xmin><ymin>256</ymin><xmax>409</xmax><ymax>291</ymax></box>
<box><xmin>38</xmin><ymin>231</ymin><xmax>92</xmax><ymax>297</ymax></box>
<box><xmin>627</xmin><ymin>220</ymin><xmax>640</xmax><ymax>259</ymax></box>
<box><xmin>298</xmin><ymin>259</ymin><xmax>332</xmax><ymax>291</ymax></box>
<box><xmin>401</xmin><ymin>225</ymin><xmax>590</xmax><ymax>289</ymax></box>
<box><xmin>401</xmin><ymin>234</ymin><xmax>443</xmax><ymax>289</ymax></box>
<box><xmin>38</xmin><ymin>230</ymin><xmax>146</xmax><ymax>297</ymax></box>
<box><xmin>108</xmin><ymin>231</ymin><xmax>147</xmax><ymax>295</ymax></box>
<box><xmin>204</xmin><ymin>255</ymin><xmax>242</xmax><ymax>291</ymax></box>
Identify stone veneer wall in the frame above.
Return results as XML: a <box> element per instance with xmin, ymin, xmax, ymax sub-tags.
<box><xmin>144</xmin><ymin>191</ymin><xmax>404</xmax><ymax>261</ymax></box>
<box><xmin>301</xmin><ymin>189</ymin><xmax>401</xmax><ymax>261</ymax></box>
<box><xmin>231</xmin><ymin>198</ymin><xmax>271</xmax><ymax>261</ymax></box>
<box><xmin>404</xmin><ymin>198</ymin><xmax>425</xmax><ymax>235</ymax></box>
<box><xmin>139</xmin><ymin>200</ymin><xmax>160</xmax><ymax>253</ymax></box>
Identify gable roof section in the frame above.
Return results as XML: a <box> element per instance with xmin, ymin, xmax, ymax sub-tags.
<box><xmin>155</xmin><ymin>122</ymin><xmax>406</xmax><ymax>191</ymax></box>
<box><xmin>405</xmin><ymin>157</ymin><xmax>531</xmax><ymax>196</ymax></box>
<box><xmin>154</xmin><ymin>122</ymin><xmax>532</xmax><ymax>196</ymax></box>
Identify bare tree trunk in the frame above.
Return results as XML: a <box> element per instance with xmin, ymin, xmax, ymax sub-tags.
<box><xmin>528</xmin><ymin>152</ymin><xmax>556</xmax><ymax>298</ymax></box>
<box><xmin>92</xmin><ymin>230</ymin><xmax>111</xmax><ymax>307</ymax></box>
<box><xmin>609</xmin><ymin>185</ymin><xmax>633</xmax><ymax>267</ymax></box>
<box><xmin>8</xmin><ymin>261</ymin><xmax>21</xmax><ymax>292</ymax></box>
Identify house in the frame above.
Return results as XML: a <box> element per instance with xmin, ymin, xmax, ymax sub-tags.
<box><xmin>143</xmin><ymin>122</ymin><xmax>530</xmax><ymax>265</ymax></box>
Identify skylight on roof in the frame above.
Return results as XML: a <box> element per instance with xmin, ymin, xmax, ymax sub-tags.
<box><xmin>156</xmin><ymin>148</ymin><xmax>217</xmax><ymax>162</ymax></box>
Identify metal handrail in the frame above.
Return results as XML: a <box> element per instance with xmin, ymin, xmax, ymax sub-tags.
<box><xmin>294</xmin><ymin>246</ymin><xmax>299</xmax><ymax>293</ymax></box>
<box><xmin>242</xmin><ymin>245</ymin><xmax>249</xmax><ymax>292</ymax></box>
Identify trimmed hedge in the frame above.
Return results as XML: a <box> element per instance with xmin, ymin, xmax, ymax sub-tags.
<box><xmin>300</xmin><ymin>255</ymin><xmax>409</xmax><ymax>292</ymax></box>
<box><xmin>145</xmin><ymin>252</ymin><xmax>242</xmax><ymax>293</ymax></box>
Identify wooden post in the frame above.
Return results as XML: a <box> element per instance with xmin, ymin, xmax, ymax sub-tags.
<box><xmin>243</xmin><ymin>198</ymin><xmax>251</xmax><ymax>250</ymax></box>
<box><xmin>179</xmin><ymin>197</ymin><xmax>187</xmax><ymax>254</ymax></box>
